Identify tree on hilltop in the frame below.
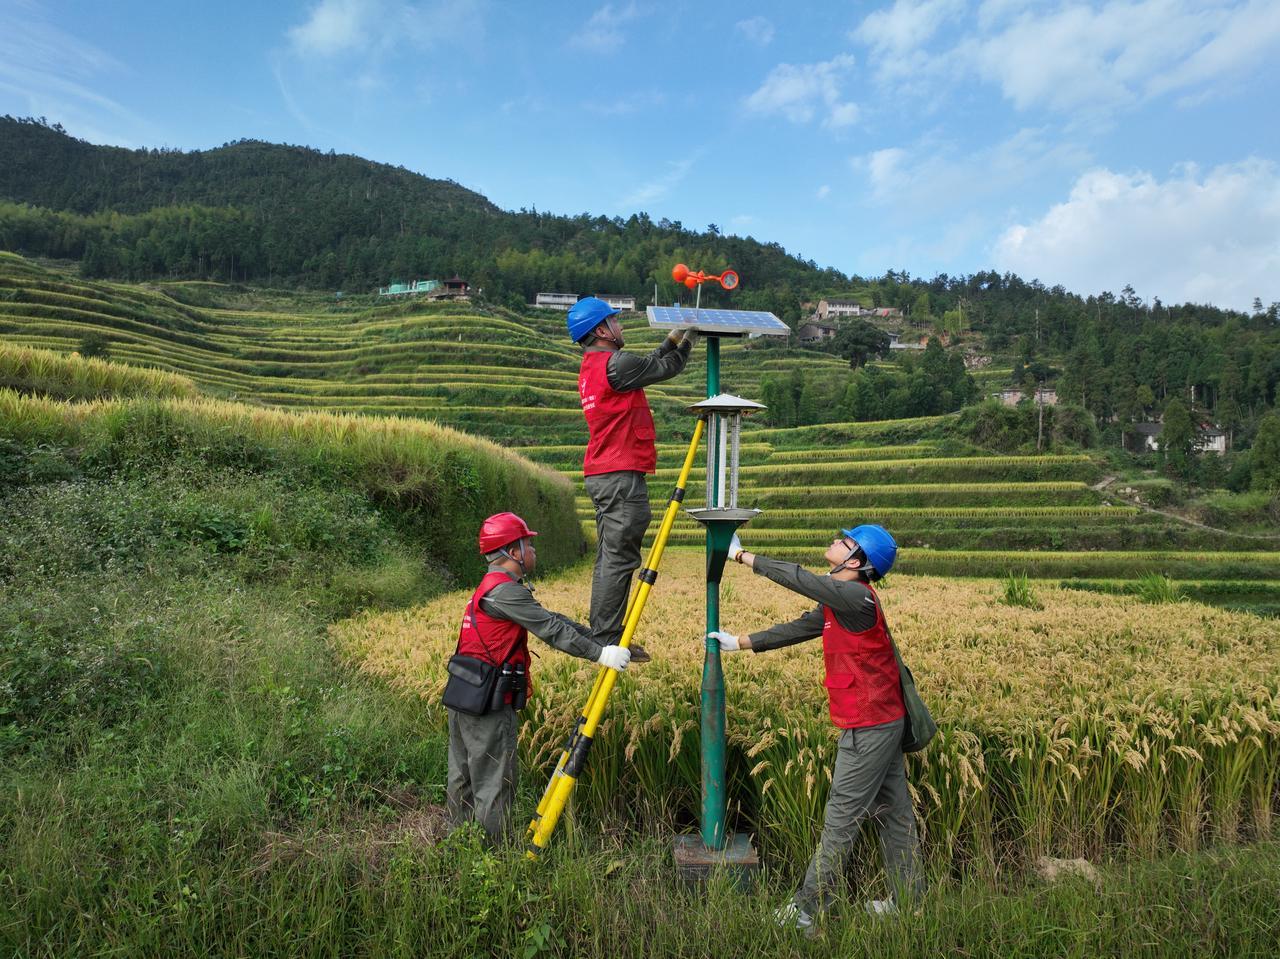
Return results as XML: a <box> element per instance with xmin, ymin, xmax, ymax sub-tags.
<box><xmin>1160</xmin><ymin>397</ymin><xmax>1196</xmax><ymax>479</ymax></box>
<box><xmin>830</xmin><ymin>320</ymin><xmax>890</xmax><ymax>369</ymax></box>
<box><xmin>1252</xmin><ymin>412</ymin><xmax>1280</xmax><ymax>492</ymax></box>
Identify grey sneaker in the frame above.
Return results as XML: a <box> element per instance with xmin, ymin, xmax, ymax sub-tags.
<box><xmin>864</xmin><ymin>898</ymin><xmax>898</xmax><ymax>917</ymax></box>
<box><xmin>773</xmin><ymin>899</ymin><xmax>816</xmax><ymax>935</ymax></box>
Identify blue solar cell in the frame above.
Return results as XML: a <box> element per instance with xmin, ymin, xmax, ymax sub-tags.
<box><xmin>646</xmin><ymin>306</ymin><xmax>789</xmax><ymax>336</ymax></box>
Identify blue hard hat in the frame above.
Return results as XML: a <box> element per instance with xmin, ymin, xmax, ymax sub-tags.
<box><xmin>567</xmin><ymin>297</ymin><xmax>619</xmax><ymax>342</ymax></box>
<box><xmin>839</xmin><ymin>524</ymin><xmax>897</xmax><ymax>579</ymax></box>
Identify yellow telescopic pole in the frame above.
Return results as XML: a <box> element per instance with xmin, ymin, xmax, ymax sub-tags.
<box><xmin>526</xmin><ymin>417</ymin><xmax>705</xmax><ymax>859</ymax></box>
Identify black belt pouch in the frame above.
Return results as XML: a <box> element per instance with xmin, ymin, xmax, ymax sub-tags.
<box><xmin>441</xmin><ymin>655</ymin><xmax>499</xmax><ymax>716</ymax></box>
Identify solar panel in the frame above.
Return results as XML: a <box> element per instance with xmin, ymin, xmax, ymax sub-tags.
<box><xmin>646</xmin><ymin>306</ymin><xmax>790</xmax><ymax>337</ymax></box>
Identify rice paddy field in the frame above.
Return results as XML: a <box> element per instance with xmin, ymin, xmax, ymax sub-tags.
<box><xmin>3</xmin><ymin>252</ymin><xmax>1277</xmax><ymax>607</ymax></box>
<box><xmin>334</xmin><ymin>552</ymin><xmax>1280</xmax><ymax>871</ymax></box>
<box><xmin>3</xmin><ymin>254</ymin><xmax>1280</xmax><ymax>953</ymax></box>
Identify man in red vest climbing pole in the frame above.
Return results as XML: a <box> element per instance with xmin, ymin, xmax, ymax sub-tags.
<box><xmin>444</xmin><ymin>511</ymin><xmax>632</xmax><ymax>844</ymax></box>
<box><xmin>568</xmin><ymin>296</ymin><xmax>697</xmax><ymax>653</ymax></box>
<box><xmin>709</xmin><ymin>524</ymin><xmax>924</xmax><ymax>933</ymax></box>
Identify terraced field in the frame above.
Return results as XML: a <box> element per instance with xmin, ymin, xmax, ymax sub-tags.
<box><xmin>3</xmin><ymin>253</ymin><xmax>1278</xmax><ymax>600</ymax></box>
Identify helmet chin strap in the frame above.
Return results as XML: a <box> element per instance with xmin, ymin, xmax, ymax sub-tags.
<box><xmin>498</xmin><ymin>540</ymin><xmax>529</xmax><ymax>577</ymax></box>
<box><xmin>830</xmin><ymin>542</ymin><xmax>871</xmax><ymax>578</ymax></box>
<box><xmin>595</xmin><ymin>320</ymin><xmax>623</xmax><ymax>347</ymax></box>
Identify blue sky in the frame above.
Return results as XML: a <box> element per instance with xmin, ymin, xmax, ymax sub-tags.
<box><xmin>1</xmin><ymin>0</ymin><xmax>1278</xmax><ymax>310</ymax></box>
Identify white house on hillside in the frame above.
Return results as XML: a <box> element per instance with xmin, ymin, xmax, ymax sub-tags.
<box><xmin>535</xmin><ymin>292</ymin><xmax>579</xmax><ymax>311</ymax></box>
<box><xmin>817</xmin><ymin>298</ymin><xmax>866</xmax><ymax>320</ymax></box>
<box><xmin>1197</xmin><ymin>427</ymin><xmax>1229</xmax><ymax>454</ymax></box>
<box><xmin>1127</xmin><ymin>421</ymin><xmax>1230</xmax><ymax>455</ymax></box>
<box><xmin>594</xmin><ymin>294</ymin><xmax>637</xmax><ymax>311</ymax></box>
<box><xmin>994</xmin><ymin>387</ymin><xmax>1058</xmax><ymax>407</ymax></box>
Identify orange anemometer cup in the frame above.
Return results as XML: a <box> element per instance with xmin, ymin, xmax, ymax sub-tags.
<box><xmin>672</xmin><ymin>263</ymin><xmax>740</xmax><ymax>291</ymax></box>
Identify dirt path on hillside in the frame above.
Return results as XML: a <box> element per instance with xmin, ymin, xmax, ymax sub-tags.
<box><xmin>1092</xmin><ymin>475</ymin><xmax>1280</xmax><ymax>542</ymax></box>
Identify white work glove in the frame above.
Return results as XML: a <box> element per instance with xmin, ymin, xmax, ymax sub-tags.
<box><xmin>728</xmin><ymin>533</ymin><xmax>745</xmax><ymax>563</ymax></box>
<box><xmin>597</xmin><ymin>645</ymin><xmax>632</xmax><ymax>671</ymax></box>
<box><xmin>680</xmin><ymin>328</ymin><xmax>700</xmax><ymax>350</ymax></box>
<box><xmin>708</xmin><ymin>630</ymin><xmax>741</xmax><ymax>652</ymax></box>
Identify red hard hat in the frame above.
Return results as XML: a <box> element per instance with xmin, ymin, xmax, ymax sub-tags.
<box><xmin>477</xmin><ymin>512</ymin><xmax>538</xmax><ymax>553</ymax></box>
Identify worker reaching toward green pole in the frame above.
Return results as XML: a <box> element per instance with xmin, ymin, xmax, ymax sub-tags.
<box><xmin>711</xmin><ymin>524</ymin><xmax>928</xmax><ymax>933</ymax></box>
<box><xmin>569</xmin><ymin>297</ymin><xmax>698</xmax><ymax>654</ymax></box>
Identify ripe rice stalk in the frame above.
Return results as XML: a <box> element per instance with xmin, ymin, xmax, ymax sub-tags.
<box><xmin>332</xmin><ymin>551</ymin><xmax>1280</xmax><ymax>870</ymax></box>
<box><xmin>0</xmin><ymin>342</ymin><xmax>197</xmax><ymax>400</ymax></box>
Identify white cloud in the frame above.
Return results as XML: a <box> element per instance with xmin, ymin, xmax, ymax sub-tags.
<box><xmin>744</xmin><ymin>54</ymin><xmax>859</xmax><ymax>129</ymax></box>
<box><xmin>289</xmin><ymin>0</ymin><xmax>374</xmax><ymax>56</ymax></box>
<box><xmin>735</xmin><ymin>16</ymin><xmax>775</xmax><ymax>46</ymax></box>
<box><xmin>569</xmin><ymin>3</ymin><xmax>641</xmax><ymax>52</ymax></box>
<box><xmin>287</xmin><ymin>0</ymin><xmax>485</xmax><ymax>58</ymax></box>
<box><xmin>852</xmin><ymin>0</ymin><xmax>1280</xmax><ymax>115</ymax></box>
<box><xmin>855</xmin><ymin>0</ymin><xmax>965</xmax><ymax>57</ymax></box>
<box><xmin>854</xmin><ymin>128</ymin><xmax>1090</xmax><ymax>211</ymax></box>
<box><xmin>1148</xmin><ymin>0</ymin><xmax>1280</xmax><ymax>100</ymax></box>
<box><xmin>862</xmin><ymin>146</ymin><xmax>908</xmax><ymax>196</ymax></box>
<box><xmin>816</xmin><ymin>184</ymin><xmax>832</xmax><ymax>199</ymax></box>
<box><xmin>994</xmin><ymin>159</ymin><xmax>1280</xmax><ymax>310</ymax></box>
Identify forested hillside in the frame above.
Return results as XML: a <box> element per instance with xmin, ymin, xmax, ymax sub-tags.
<box><xmin>1</xmin><ymin>115</ymin><xmax>1278</xmax><ymax>450</ymax></box>
<box><xmin>0</xmin><ymin>117</ymin><xmax>837</xmax><ymax>322</ymax></box>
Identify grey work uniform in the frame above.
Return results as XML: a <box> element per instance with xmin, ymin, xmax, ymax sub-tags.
<box><xmin>747</xmin><ymin>556</ymin><xmax>925</xmax><ymax>913</ymax></box>
<box><xmin>583</xmin><ymin>336</ymin><xmax>692</xmax><ymax>646</ymax></box>
<box><xmin>446</xmin><ymin>564</ymin><xmax>604</xmax><ymax>844</ymax></box>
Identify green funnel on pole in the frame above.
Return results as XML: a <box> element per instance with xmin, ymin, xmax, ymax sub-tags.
<box><xmin>688</xmin><ymin>507</ymin><xmax>760</xmax><ymax>584</ymax></box>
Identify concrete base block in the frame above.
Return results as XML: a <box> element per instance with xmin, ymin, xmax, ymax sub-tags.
<box><xmin>672</xmin><ymin>833</ymin><xmax>760</xmax><ymax>886</ymax></box>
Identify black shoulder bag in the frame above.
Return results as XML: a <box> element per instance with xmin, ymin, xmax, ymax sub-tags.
<box><xmin>441</xmin><ymin>620</ymin><xmax>526</xmax><ymax>716</ymax></box>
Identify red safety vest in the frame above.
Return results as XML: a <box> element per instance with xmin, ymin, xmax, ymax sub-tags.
<box><xmin>578</xmin><ymin>351</ymin><xmax>657</xmax><ymax>475</ymax></box>
<box><xmin>821</xmin><ymin>585</ymin><xmax>905</xmax><ymax>729</ymax></box>
<box><xmin>457</xmin><ymin>571</ymin><xmax>530</xmax><ymax>703</ymax></box>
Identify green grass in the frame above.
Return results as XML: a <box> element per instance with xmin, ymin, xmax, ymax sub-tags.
<box><xmin>0</xmin><ymin>386</ymin><xmax>585</xmax><ymax>582</ymax></box>
<box><xmin>744</xmin><ymin>414</ymin><xmax>958</xmax><ymax>447</ymax></box>
<box><xmin>641</xmin><ymin>454</ymin><xmax>1099</xmax><ymax>487</ymax></box>
<box><xmin>1059</xmin><ymin>579</ymin><xmax>1280</xmax><ymax>617</ymax></box>
<box><xmin>1000</xmin><ymin>571</ymin><xmax>1042</xmax><ymax>609</ymax></box>
<box><xmin>0</xmin><ymin>450</ymin><xmax>451</xmax><ymax>957</ymax></box>
<box><xmin>1136</xmin><ymin>572</ymin><xmax>1187</xmax><ymax>604</ymax></box>
<box><xmin>1</xmin><ymin>456</ymin><xmax>1276</xmax><ymax>955</ymax></box>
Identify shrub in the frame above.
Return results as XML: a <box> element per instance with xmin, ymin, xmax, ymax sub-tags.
<box><xmin>0</xmin><ymin>584</ymin><xmax>172</xmax><ymax>751</ymax></box>
<box><xmin>78</xmin><ymin>332</ymin><xmax>109</xmax><ymax>358</ymax></box>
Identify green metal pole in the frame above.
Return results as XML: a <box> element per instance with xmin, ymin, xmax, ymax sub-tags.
<box><xmin>701</xmin><ymin>335</ymin><xmax>726</xmax><ymax>850</ymax></box>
